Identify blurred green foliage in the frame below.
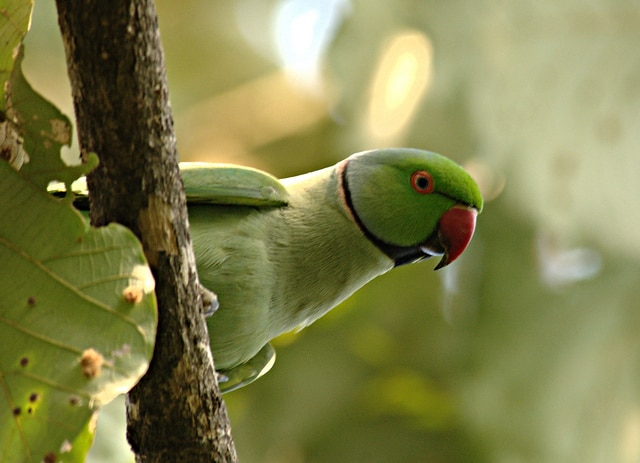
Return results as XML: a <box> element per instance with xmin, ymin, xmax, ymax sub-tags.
<box><xmin>21</xmin><ymin>0</ymin><xmax>640</xmax><ymax>462</ymax></box>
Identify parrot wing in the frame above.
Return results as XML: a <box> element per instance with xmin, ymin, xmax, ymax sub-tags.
<box><xmin>180</xmin><ymin>162</ymin><xmax>289</xmax><ymax>207</ymax></box>
<box><xmin>180</xmin><ymin>163</ymin><xmax>288</xmax><ymax>393</ymax></box>
<box><xmin>216</xmin><ymin>343</ymin><xmax>276</xmax><ymax>393</ymax></box>
<box><xmin>49</xmin><ymin>162</ymin><xmax>290</xmax><ymax>209</ymax></box>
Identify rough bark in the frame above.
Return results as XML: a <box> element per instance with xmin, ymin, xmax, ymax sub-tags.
<box><xmin>55</xmin><ymin>1</ymin><xmax>238</xmax><ymax>461</ymax></box>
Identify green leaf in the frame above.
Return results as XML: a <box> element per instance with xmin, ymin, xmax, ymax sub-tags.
<box><xmin>6</xmin><ymin>49</ymin><xmax>97</xmax><ymax>190</ymax></box>
<box><xmin>65</xmin><ymin>417</ymin><xmax>98</xmax><ymax>462</ymax></box>
<box><xmin>0</xmin><ymin>0</ymin><xmax>33</xmax><ymax>170</ymax></box>
<box><xmin>0</xmin><ymin>0</ymin><xmax>33</xmax><ymax>110</ymax></box>
<box><xmin>0</xmin><ymin>160</ymin><xmax>157</xmax><ymax>463</ymax></box>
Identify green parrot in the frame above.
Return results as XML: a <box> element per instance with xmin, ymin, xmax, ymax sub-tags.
<box><xmin>180</xmin><ymin>148</ymin><xmax>483</xmax><ymax>391</ymax></box>
<box><xmin>53</xmin><ymin>147</ymin><xmax>482</xmax><ymax>391</ymax></box>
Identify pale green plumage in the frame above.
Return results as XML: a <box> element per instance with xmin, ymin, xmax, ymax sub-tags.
<box><xmin>190</xmin><ymin>164</ymin><xmax>391</xmax><ymax>371</ymax></box>
<box><xmin>186</xmin><ymin>148</ymin><xmax>482</xmax><ymax>391</ymax></box>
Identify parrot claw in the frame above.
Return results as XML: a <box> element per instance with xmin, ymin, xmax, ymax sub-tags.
<box><xmin>216</xmin><ymin>372</ymin><xmax>229</xmax><ymax>383</ymax></box>
<box><xmin>216</xmin><ymin>343</ymin><xmax>276</xmax><ymax>393</ymax></box>
<box><xmin>200</xmin><ymin>285</ymin><xmax>219</xmax><ymax>317</ymax></box>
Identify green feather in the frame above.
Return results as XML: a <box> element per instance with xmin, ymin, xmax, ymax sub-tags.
<box><xmin>180</xmin><ymin>162</ymin><xmax>288</xmax><ymax>206</ymax></box>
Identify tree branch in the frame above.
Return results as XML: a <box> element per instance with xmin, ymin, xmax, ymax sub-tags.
<box><xmin>55</xmin><ymin>1</ymin><xmax>237</xmax><ymax>461</ymax></box>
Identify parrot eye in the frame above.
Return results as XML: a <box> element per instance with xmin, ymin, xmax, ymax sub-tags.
<box><xmin>410</xmin><ymin>170</ymin><xmax>434</xmax><ymax>194</ymax></box>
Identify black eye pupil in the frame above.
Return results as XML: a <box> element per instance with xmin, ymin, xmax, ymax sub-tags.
<box><xmin>416</xmin><ymin>177</ymin><xmax>429</xmax><ymax>189</ymax></box>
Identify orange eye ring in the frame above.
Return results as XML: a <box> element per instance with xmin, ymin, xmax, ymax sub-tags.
<box><xmin>410</xmin><ymin>170</ymin><xmax>434</xmax><ymax>194</ymax></box>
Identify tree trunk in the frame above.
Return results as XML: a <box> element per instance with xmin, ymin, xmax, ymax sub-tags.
<box><xmin>55</xmin><ymin>1</ymin><xmax>238</xmax><ymax>461</ymax></box>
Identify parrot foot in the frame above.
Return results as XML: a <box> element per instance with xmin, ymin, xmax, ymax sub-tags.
<box><xmin>200</xmin><ymin>285</ymin><xmax>219</xmax><ymax>317</ymax></box>
<box><xmin>216</xmin><ymin>343</ymin><xmax>276</xmax><ymax>393</ymax></box>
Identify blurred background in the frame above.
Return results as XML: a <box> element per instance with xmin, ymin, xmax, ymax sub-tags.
<box><xmin>23</xmin><ymin>0</ymin><xmax>640</xmax><ymax>462</ymax></box>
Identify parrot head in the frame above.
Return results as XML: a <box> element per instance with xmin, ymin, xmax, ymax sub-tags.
<box><xmin>340</xmin><ymin>148</ymin><xmax>483</xmax><ymax>269</ymax></box>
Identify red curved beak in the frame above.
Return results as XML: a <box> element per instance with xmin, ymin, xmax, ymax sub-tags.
<box><xmin>423</xmin><ymin>205</ymin><xmax>478</xmax><ymax>270</ymax></box>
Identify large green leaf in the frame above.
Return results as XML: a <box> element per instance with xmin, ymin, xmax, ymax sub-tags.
<box><xmin>0</xmin><ymin>3</ymin><xmax>157</xmax><ymax>461</ymax></box>
<box><xmin>0</xmin><ymin>159</ymin><xmax>157</xmax><ymax>462</ymax></box>
<box><xmin>0</xmin><ymin>0</ymin><xmax>32</xmax><ymax>109</ymax></box>
<box><xmin>0</xmin><ymin>0</ymin><xmax>33</xmax><ymax>171</ymax></box>
<box><xmin>6</xmin><ymin>48</ymin><xmax>97</xmax><ymax>189</ymax></box>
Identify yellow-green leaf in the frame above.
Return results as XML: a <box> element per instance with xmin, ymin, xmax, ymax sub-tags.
<box><xmin>0</xmin><ymin>160</ymin><xmax>157</xmax><ymax>463</ymax></box>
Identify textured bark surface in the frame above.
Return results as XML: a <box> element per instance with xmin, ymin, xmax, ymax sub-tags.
<box><xmin>55</xmin><ymin>1</ymin><xmax>238</xmax><ymax>461</ymax></box>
